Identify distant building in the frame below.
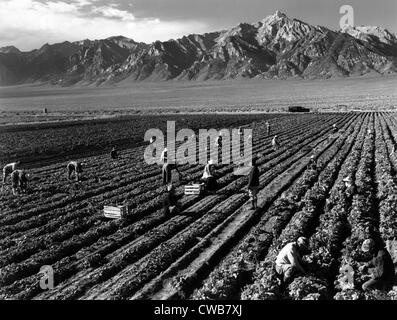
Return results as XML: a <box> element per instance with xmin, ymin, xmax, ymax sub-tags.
<box><xmin>288</xmin><ymin>106</ymin><xmax>310</xmax><ymax>113</ymax></box>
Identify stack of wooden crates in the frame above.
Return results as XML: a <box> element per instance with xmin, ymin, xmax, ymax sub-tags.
<box><xmin>184</xmin><ymin>183</ymin><xmax>204</xmax><ymax>195</ymax></box>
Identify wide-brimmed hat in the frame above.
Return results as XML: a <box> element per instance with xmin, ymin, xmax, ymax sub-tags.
<box><xmin>297</xmin><ymin>236</ymin><xmax>309</xmax><ymax>250</ymax></box>
<box><xmin>342</xmin><ymin>176</ymin><xmax>351</xmax><ymax>183</ymax></box>
<box><xmin>310</xmin><ymin>155</ymin><xmax>315</xmax><ymax>159</ymax></box>
<box><xmin>362</xmin><ymin>239</ymin><xmax>375</xmax><ymax>252</ymax></box>
<box><xmin>208</xmin><ymin>159</ymin><xmax>215</xmax><ymax>165</ymax></box>
<box><xmin>167</xmin><ymin>184</ymin><xmax>174</xmax><ymax>191</ymax></box>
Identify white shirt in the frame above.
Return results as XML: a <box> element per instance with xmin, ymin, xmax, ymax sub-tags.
<box><xmin>276</xmin><ymin>242</ymin><xmax>301</xmax><ymax>266</ymax></box>
<box><xmin>160</xmin><ymin>149</ymin><xmax>167</xmax><ymax>163</ymax></box>
<box><xmin>3</xmin><ymin>162</ymin><xmax>17</xmax><ymax>173</ymax></box>
<box><xmin>202</xmin><ymin>164</ymin><xmax>213</xmax><ymax>179</ymax></box>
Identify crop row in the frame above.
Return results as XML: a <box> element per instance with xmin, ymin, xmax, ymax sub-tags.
<box><xmin>0</xmin><ymin>114</ymin><xmax>342</xmax><ymax>296</ymax></box>
<box><xmin>240</xmin><ymin>113</ymin><xmax>370</xmax><ymax>300</ymax></box>
<box><xmin>190</xmin><ymin>114</ymin><xmax>361</xmax><ymax>299</ymax></box>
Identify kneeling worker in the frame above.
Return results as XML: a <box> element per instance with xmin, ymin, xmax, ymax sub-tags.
<box><xmin>359</xmin><ymin>238</ymin><xmax>395</xmax><ymax>292</ymax></box>
<box><xmin>67</xmin><ymin>161</ymin><xmax>83</xmax><ymax>181</ymax></box>
<box><xmin>275</xmin><ymin>237</ymin><xmax>310</xmax><ymax>283</ymax></box>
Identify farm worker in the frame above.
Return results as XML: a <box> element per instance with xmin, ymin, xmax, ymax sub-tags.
<box><xmin>215</xmin><ymin>132</ymin><xmax>222</xmax><ymax>147</ymax></box>
<box><xmin>342</xmin><ymin>176</ymin><xmax>357</xmax><ymax>198</ymax></box>
<box><xmin>163</xmin><ymin>184</ymin><xmax>180</xmax><ymax>216</ymax></box>
<box><xmin>307</xmin><ymin>155</ymin><xmax>317</xmax><ymax>170</ymax></box>
<box><xmin>110</xmin><ymin>147</ymin><xmax>118</xmax><ymax>159</ymax></box>
<box><xmin>67</xmin><ymin>161</ymin><xmax>83</xmax><ymax>181</ymax></box>
<box><xmin>332</xmin><ymin>124</ymin><xmax>338</xmax><ymax>133</ymax></box>
<box><xmin>10</xmin><ymin>169</ymin><xmax>28</xmax><ymax>196</ymax></box>
<box><xmin>202</xmin><ymin>159</ymin><xmax>218</xmax><ymax>193</ymax></box>
<box><xmin>265</xmin><ymin>121</ymin><xmax>271</xmax><ymax>136</ymax></box>
<box><xmin>358</xmin><ymin>239</ymin><xmax>395</xmax><ymax>291</ymax></box>
<box><xmin>2</xmin><ymin>161</ymin><xmax>20</xmax><ymax>187</ymax></box>
<box><xmin>271</xmin><ymin>135</ymin><xmax>279</xmax><ymax>151</ymax></box>
<box><xmin>247</xmin><ymin>157</ymin><xmax>260</xmax><ymax>210</ymax></box>
<box><xmin>238</xmin><ymin>126</ymin><xmax>243</xmax><ymax>135</ymax></box>
<box><xmin>275</xmin><ymin>237</ymin><xmax>310</xmax><ymax>283</ymax></box>
<box><xmin>160</xmin><ymin>148</ymin><xmax>182</xmax><ymax>186</ymax></box>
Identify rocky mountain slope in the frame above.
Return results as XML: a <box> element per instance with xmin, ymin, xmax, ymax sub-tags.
<box><xmin>1</xmin><ymin>11</ymin><xmax>396</xmax><ymax>86</ymax></box>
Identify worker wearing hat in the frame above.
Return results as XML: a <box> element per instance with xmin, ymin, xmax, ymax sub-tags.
<box><xmin>271</xmin><ymin>135</ymin><xmax>279</xmax><ymax>151</ymax></box>
<box><xmin>359</xmin><ymin>238</ymin><xmax>395</xmax><ymax>291</ymax></box>
<box><xmin>202</xmin><ymin>159</ymin><xmax>218</xmax><ymax>193</ymax></box>
<box><xmin>307</xmin><ymin>155</ymin><xmax>317</xmax><ymax>171</ymax></box>
<box><xmin>160</xmin><ymin>147</ymin><xmax>182</xmax><ymax>186</ymax></box>
<box><xmin>275</xmin><ymin>236</ymin><xmax>310</xmax><ymax>283</ymax></box>
<box><xmin>342</xmin><ymin>176</ymin><xmax>357</xmax><ymax>199</ymax></box>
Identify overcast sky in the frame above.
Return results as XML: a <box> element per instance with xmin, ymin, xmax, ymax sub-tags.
<box><xmin>1</xmin><ymin>0</ymin><xmax>396</xmax><ymax>51</ymax></box>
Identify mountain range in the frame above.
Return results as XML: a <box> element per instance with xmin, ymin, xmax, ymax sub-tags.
<box><xmin>1</xmin><ymin>11</ymin><xmax>397</xmax><ymax>86</ymax></box>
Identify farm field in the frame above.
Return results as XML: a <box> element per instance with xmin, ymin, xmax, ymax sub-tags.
<box><xmin>1</xmin><ymin>76</ymin><xmax>397</xmax><ymax>125</ymax></box>
<box><xmin>0</xmin><ymin>113</ymin><xmax>274</xmax><ymax>168</ymax></box>
<box><xmin>0</xmin><ymin>111</ymin><xmax>397</xmax><ymax>300</ymax></box>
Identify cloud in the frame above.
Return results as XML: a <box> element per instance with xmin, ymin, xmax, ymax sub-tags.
<box><xmin>92</xmin><ymin>5</ymin><xmax>136</xmax><ymax>20</ymax></box>
<box><xmin>0</xmin><ymin>0</ymin><xmax>208</xmax><ymax>51</ymax></box>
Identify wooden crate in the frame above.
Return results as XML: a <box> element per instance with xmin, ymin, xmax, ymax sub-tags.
<box><xmin>184</xmin><ymin>183</ymin><xmax>204</xmax><ymax>195</ymax></box>
<box><xmin>103</xmin><ymin>205</ymin><xmax>129</xmax><ymax>219</ymax></box>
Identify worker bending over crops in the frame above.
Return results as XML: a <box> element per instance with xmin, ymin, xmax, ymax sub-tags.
<box><xmin>275</xmin><ymin>237</ymin><xmax>310</xmax><ymax>283</ymax></box>
<box><xmin>332</xmin><ymin>123</ymin><xmax>338</xmax><ymax>133</ymax></box>
<box><xmin>110</xmin><ymin>147</ymin><xmax>118</xmax><ymax>159</ymax></box>
<box><xmin>271</xmin><ymin>135</ymin><xmax>279</xmax><ymax>151</ymax></box>
<box><xmin>160</xmin><ymin>148</ymin><xmax>182</xmax><ymax>186</ymax></box>
<box><xmin>11</xmin><ymin>169</ymin><xmax>28</xmax><ymax>196</ymax></box>
<box><xmin>247</xmin><ymin>157</ymin><xmax>260</xmax><ymax>210</ymax></box>
<box><xmin>2</xmin><ymin>161</ymin><xmax>20</xmax><ymax>188</ymax></box>
<box><xmin>342</xmin><ymin>176</ymin><xmax>357</xmax><ymax>198</ymax></box>
<box><xmin>163</xmin><ymin>184</ymin><xmax>180</xmax><ymax>216</ymax></box>
<box><xmin>307</xmin><ymin>155</ymin><xmax>317</xmax><ymax>171</ymax></box>
<box><xmin>202</xmin><ymin>159</ymin><xmax>217</xmax><ymax>194</ymax></box>
<box><xmin>359</xmin><ymin>239</ymin><xmax>395</xmax><ymax>292</ymax></box>
<box><xmin>67</xmin><ymin>161</ymin><xmax>83</xmax><ymax>181</ymax></box>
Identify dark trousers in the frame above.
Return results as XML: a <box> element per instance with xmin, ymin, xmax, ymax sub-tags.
<box><xmin>162</xmin><ymin>164</ymin><xmax>172</xmax><ymax>185</ymax></box>
<box><xmin>362</xmin><ymin>278</ymin><xmax>393</xmax><ymax>291</ymax></box>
